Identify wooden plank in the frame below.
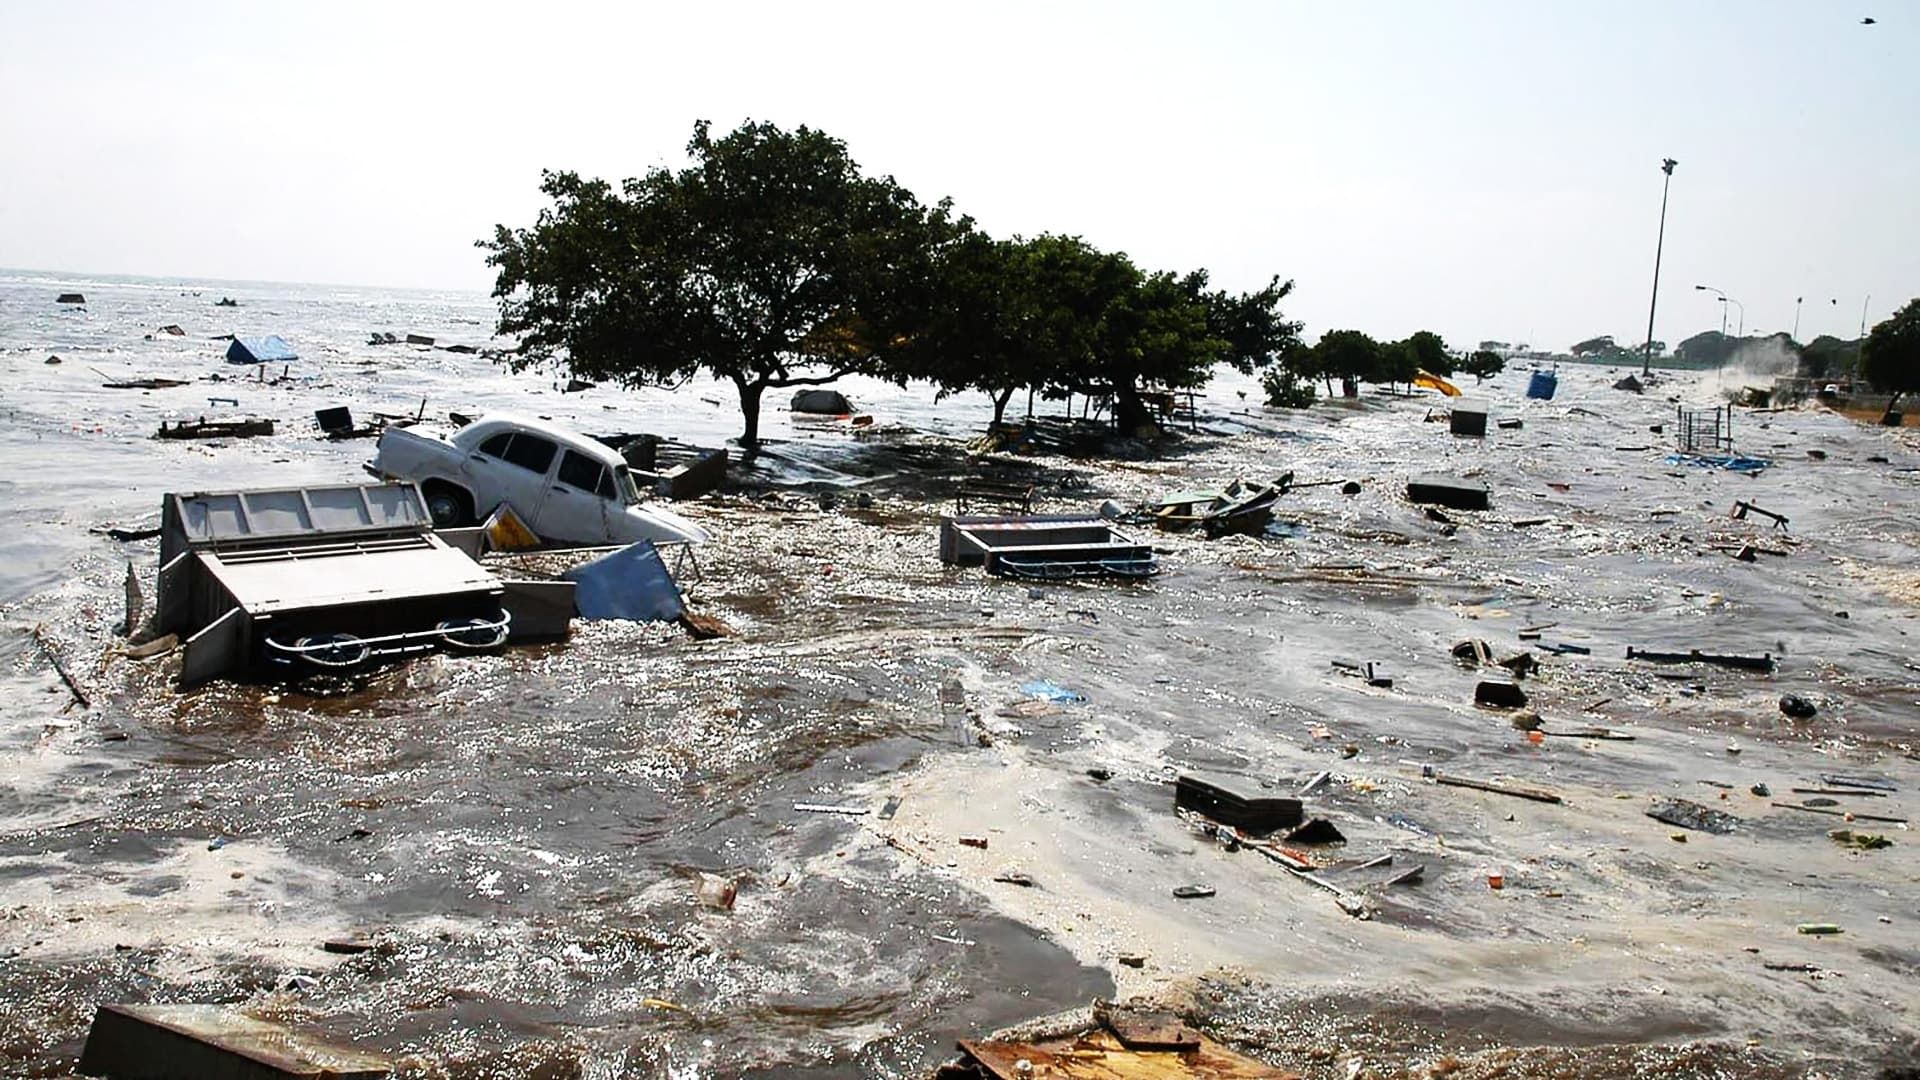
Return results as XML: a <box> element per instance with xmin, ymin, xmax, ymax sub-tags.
<box><xmin>1434</xmin><ymin>773</ymin><xmax>1563</xmax><ymax>804</ymax></box>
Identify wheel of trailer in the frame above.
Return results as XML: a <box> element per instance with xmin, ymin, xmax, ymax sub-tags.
<box><xmin>436</xmin><ymin>616</ymin><xmax>508</xmax><ymax>651</ymax></box>
<box><xmin>293</xmin><ymin>633</ymin><xmax>372</xmax><ymax>669</ymax></box>
<box><xmin>421</xmin><ymin>483</ymin><xmax>474</xmax><ymax>528</ymax></box>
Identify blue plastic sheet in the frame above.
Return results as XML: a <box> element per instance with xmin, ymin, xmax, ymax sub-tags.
<box><xmin>1021</xmin><ymin>679</ymin><xmax>1085</xmax><ymax>703</ymax></box>
<box><xmin>1665</xmin><ymin>452</ymin><xmax>1772</xmax><ymax>474</ymax></box>
<box><xmin>225</xmin><ymin>335</ymin><xmax>298</xmax><ymax>364</ymax></box>
<box><xmin>562</xmin><ymin>540</ymin><xmax>685</xmax><ymax>622</ymax></box>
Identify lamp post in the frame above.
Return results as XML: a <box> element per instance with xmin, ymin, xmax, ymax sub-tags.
<box><xmin>1726</xmin><ymin>297</ymin><xmax>1745</xmax><ymax>337</ymax></box>
<box><xmin>1793</xmin><ymin>297</ymin><xmax>1803</xmax><ymax>342</ymax></box>
<box><xmin>1695</xmin><ymin>284</ymin><xmax>1728</xmax><ymax>337</ymax></box>
<box><xmin>1642</xmin><ymin>159</ymin><xmax>1678</xmax><ymax>376</ymax></box>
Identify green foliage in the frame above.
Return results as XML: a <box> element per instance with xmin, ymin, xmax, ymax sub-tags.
<box><xmin>485</xmin><ymin>118</ymin><xmax>1302</xmax><ymax>443</ymax></box>
<box><xmin>1194</xmin><ymin>274</ymin><xmax>1305</xmax><ymax>375</ymax></box>
<box><xmin>1261</xmin><ymin>368</ymin><xmax>1317</xmax><ymax>407</ymax></box>
<box><xmin>1676</xmin><ymin>331</ymin><xmax>1734</xmax><ymax>366</ymax></box>
<box><xmin>1459</xmin><ymin>350</ymin><xmax>1507</xmax><ymax>381</ymax></box>
<box><xmin>1401</xmin><ymin>330</ymin><xmax>1452</xmax><ymax>377</ymax></box>
<box><xmin>481</xmin><ymin>119</ymin><xmax>957</xmax><ymax>447</ymax></box>
<box><xmin>1309</xmin><ymin>330</ymin><xmax>1385</xmax><ymax>387</ymax></box>
<box><xmin>1800</xmin><ymin>335</ymin><xmax>1860</xmax><ymax>380</ymax></box>
<box><xmin>1862</xmin><ymin>299</ymin><xmax>1920</xmax><ymax>400</ymax></box>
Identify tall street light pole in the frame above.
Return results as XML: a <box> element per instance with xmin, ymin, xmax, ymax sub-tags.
<box><xmin>1793</xmin><ymin>297</ymin><xmax>1803</xmax><ymax>342</ymax></box>
<box><xmin>1726</xmin><ymin>297</ymin><xmax>1745</xmax><ymax>337</ymax></box>
<box><xmin>1695</xmin><ymin>283</ymin><xmax>1727</xmax><ymax>337</ymax></box>
<box><xmin>1642</xmin><ymin>158</ymin><xmax>1678</xmax><ymax>377</ymax></box>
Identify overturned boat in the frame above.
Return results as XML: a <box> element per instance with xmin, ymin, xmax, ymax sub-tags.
<box><xmin>155</xmin><ymin>482</ymin><xmax>571</xmax><ymax>684</ymax></box>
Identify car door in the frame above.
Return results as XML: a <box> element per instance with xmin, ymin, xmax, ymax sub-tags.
<box><xmin>537</xmin><ymin>449</ymin><xmax>616</xmax><ymax>543</ymax></box>
<box><xmin>465</xmin><ymin>430</ymin><xmax>559</xmax><ymax>526</ymax></box>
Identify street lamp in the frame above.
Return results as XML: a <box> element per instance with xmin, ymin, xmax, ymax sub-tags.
<box><xmin>1726</xmin><ymin>297</ymin><xmax>1745</xmax><ymax>337</ymax></box>
<box><xmin>1695</xmin><ymin>284</ymin><xmax>1728</xmax><ymax>336</ymax></box>
<box><xmin>1793</xmin><ymin>297</ymin><xmax>1803</xmax><ymax>342</ymax></box>
<box><xmin>1642</xmin><ymin>158</ymin><xmax>1678</xmax><ymax>376</ymax></box>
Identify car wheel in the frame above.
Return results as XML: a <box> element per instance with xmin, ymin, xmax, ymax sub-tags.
<box><xmin>423</xmin><ymin>485</ymin><xmax>471</xmax><ymax>528</ymax></box>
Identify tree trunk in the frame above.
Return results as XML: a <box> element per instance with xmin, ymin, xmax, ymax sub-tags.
<box><xmin>736</xmin><ymin>378</ymin><xmax>766</xmax><ymax>451</ymax></box>
<box><xmin>991</xmin><ymin>386</ymin><xmax>1015</xmax><ymax>428</ymax></box>
<box><xmin>1113</xmin><ymin>382</ymin><xmax>1156</xmax><ymax>435</ymax></box>
<box><xmin>1887</xmin><ymin>392</ymin><xmax>1904</xmax><ymax>424</ymax></box>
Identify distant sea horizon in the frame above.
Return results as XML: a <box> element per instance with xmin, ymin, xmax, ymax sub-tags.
<box><xmin>0</xmin><ymin>266</ymin><xmax>489</xmax><ymax>298</ymax></box>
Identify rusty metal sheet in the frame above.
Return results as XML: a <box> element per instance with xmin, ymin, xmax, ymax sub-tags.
<box><xmin>958</xmin><ymin>1029</ymin><xmax>1295</xmax><ymax>1079</ymax></box>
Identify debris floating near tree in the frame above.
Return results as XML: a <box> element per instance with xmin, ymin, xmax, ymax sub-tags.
<box><xmin>78</xmin><ymin>1003</ymin><xmax>392</xmax><ymax>1080</ymax></box>
<box><xmin>1647</xmin><ymin>796</ymin><xmax>1740</xmax><ymax>834</ymax></box>
<box><xmin>1732</xmin><ymin>499</ymin><xmax>1790</xmax><ymax>531</ymax></box>
<box><xmin>30</xmin><ymin>626</ymin><xmax>89</xmax><ymax>710</ymax></box>
<box><xmin>792</xmin><ymin>802</ymin><xmax>868</xmax><ymax>816</ymax></box>
<box><xmin>1818</xmin><ymin>774</ymin><xmax>1897</xmax><ymax>793</ymax></box>
<box><xmin>155</xmin><ymin>418</ymin><xmax>274</xmax><ymax>440</ymax></box>
<box><xmin>1626</xmin><ymin>646</ymin><xmax>1776</xmax><ymax>672</ymax></box>
<box><xmin>1174</xmin><ymin>774</ymin><xmax>1302</xmax><ymax>833</ymax></box>
<box><xmin>1406</xmin><ymin>475</ymin><xmax>1491</xmax><ymax>511</ymax></box>
<box><xmin>1432</xmin><ymin>773</ymin><xmax>1562</xmax><ymax>804</ymax></box>
<box><xmin>224</xmin><ymin>335</ymin><xmax>298</xmax><ymax>365</ymax></box>
<box><xmin>1773</xmin><ymin>802</ymin><xmax>1908</xmax><ymax>825</ymax></box>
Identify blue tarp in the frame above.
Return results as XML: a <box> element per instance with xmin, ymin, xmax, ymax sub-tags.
<box><xmin>1665</xmin><ymin>452</ymin><xmax>1773</xmax><ymax>474</ymax></box>
<box><xmin>1021</xmin><ymin>679</ymin><xmax>1085</xmax><ymax>703</ymax></box>
<box><xmin>562</xmin><ymin>540</ymin><xmax>685</xmax><ymax>622</ymax></box>
<box><xmin>226</xmin><ymin>335</ymin><xmax>298</xmax><ymax>364</ymax></box>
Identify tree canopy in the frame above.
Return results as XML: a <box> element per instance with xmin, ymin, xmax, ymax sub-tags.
<box><xmin>482</xmin><ymin>119</ymin><xmax>958</xmax><ymax>448</ymax></box>
<box><xmin>485</xmin><ymin>119</ymin><xmax>1302</xmax><ymax>445</ymax></box>
<box><xmin>1459</xmin><ymin>349</ymin><xmax>1506</xmax><ymax>382</ymax></box>
<box><xmin>1862</xmin><ymin>299</ymin><xmax>1920</xmax><ymax>405</ymax></box>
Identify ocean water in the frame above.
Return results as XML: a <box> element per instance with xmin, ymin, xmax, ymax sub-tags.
<box><xmin>3</xmin><ymin>269</ymin><xmax>1918</xmax><ymax>1077</ymax></box>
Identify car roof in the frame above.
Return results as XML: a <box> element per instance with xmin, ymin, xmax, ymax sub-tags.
<box><xmin>462</xmin><ymin>411</ymin><xmax>624</xmax><ymax>468</ymax></box>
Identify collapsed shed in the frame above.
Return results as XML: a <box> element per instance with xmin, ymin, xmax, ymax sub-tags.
<box><xmin>225</xmin><ymin>335</ymin><xmax>298</xmax><ymax>365</ymax></box>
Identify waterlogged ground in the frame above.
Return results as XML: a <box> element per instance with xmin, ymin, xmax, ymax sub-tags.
<box><xmin>2</xmin><ymin>272</ymin><xmax>1918</xmax><ymax>1077</ymax></box>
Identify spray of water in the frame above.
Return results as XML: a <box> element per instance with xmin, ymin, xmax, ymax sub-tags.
<box><xmin>1706</xmin><ymin>334</ymin><xmax>1800</xmax><ymax>400</ymax></box>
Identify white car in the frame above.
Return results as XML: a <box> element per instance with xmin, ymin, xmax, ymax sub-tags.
<box><xmin>370</xmin><ymin>412</ymin><xmax>710</xmax><ymax>546</ymax></box>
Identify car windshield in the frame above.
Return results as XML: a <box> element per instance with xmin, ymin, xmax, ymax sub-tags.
<box><xmin>612</xmin><ymin>464</ymin><xmax>644</xmax><ymax>505</ymax></box>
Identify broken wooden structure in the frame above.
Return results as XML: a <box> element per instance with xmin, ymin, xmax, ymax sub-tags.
<box><xmin>79</xmin><ymin>1003</ymin><xmax>391</xmax><ymax>1080</ymax></box>
<box><xmin>156</xmin><ymin>417</ymin><xmax>274</xmax><ymax>440</ymax></box>
<box><xmin>938</xmin><ymin>1000</ymin><xmax>1295</xmax><ymax>1079</ymax></box>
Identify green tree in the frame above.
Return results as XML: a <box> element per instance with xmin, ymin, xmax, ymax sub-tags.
<box><xmin>1311</xmin><ymin>330</ymin><xmax>1385</xmax><ymax>392</ymax></box>
<box><xmin>1191</xmin><ymin>273</ymin><xmax>1304</xmax><ymax>376</ymax></box>
<box><xmin>1402</xmin><ymin>330</ymin><xmax>1452</xmax><ymax>377</ymax></box>
<box><xmin>1862</xmin><ymin>298</ymin><xmax>1920</xmax><ymax>417</ymax></box>
<box><xmin>1459</xmin><ymin>349</ymin><xmax>1506</xmax><ymax>382</ymax></box>
<box><xmin>1800</xmin><ymin>335</ymin><xmax>1859</xmax><ymax>380</ymax></box>
<box><xmin>1676</xmin><ymin>330</ymin><xmax>1734</xmax><ymax>367</ymax></box>
<box><xmin>481</xmin><ymin>119</ymin><xmax>956</xmax><ymax>449</ymax></box>
<box><xmin>906</xmin><ymin>231</ymin><xmax>1053</xmax><ymax>427</ymax></box>
<box><xmin>1080</xmin><ymin>266</ymin><xmax>1225</xmax><ymax>434</ymax></box>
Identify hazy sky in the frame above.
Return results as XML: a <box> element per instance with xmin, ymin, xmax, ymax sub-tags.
<box><xmin>3</xmin><ymin>1</ymin><xmax>1913</xmax><ymax>350</ymax></box>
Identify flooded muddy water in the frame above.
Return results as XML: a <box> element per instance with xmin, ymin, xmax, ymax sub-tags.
<box><xmin>2</xmin><ymin>271</ymin><xmax>1918</xmax><ymax>1077</ymax></box>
